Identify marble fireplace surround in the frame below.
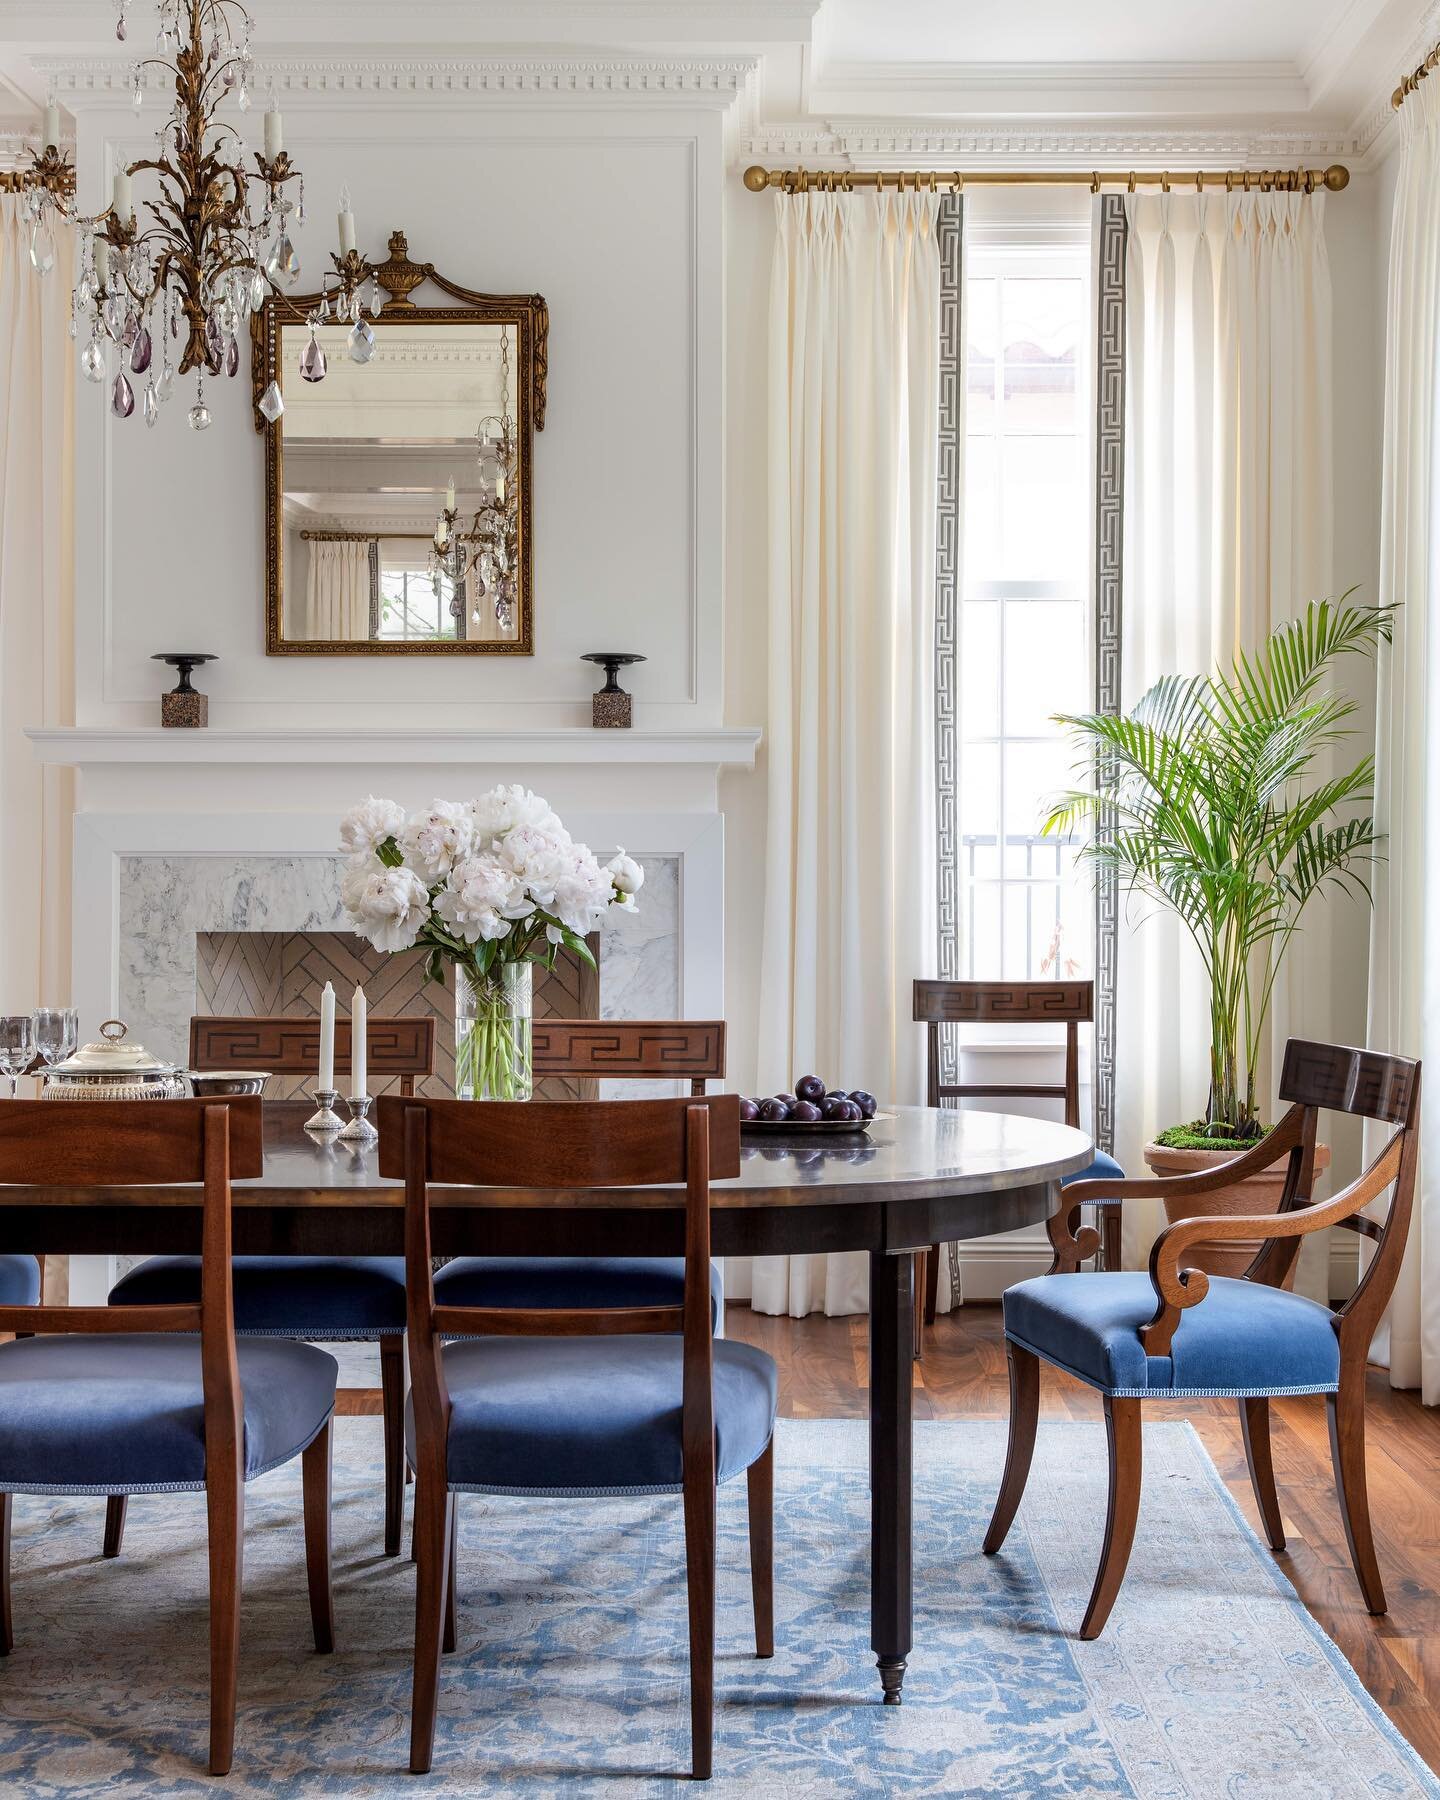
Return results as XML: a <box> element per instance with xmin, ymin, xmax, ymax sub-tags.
<box><xmin>69</xmin><ymin>808</ymin><xmax>724</xmax><ymax>1309</ymax></box>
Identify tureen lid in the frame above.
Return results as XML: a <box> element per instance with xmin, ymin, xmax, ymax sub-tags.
<box><xmin>50</xmin><ymin>1018</ymin><xmax>176</xmax><ymax>1077</ymax></box>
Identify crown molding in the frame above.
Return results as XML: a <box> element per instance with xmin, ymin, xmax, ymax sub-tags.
<box><xmin>740</xmin><ymin>118</ymin><xmax>1356</xmax><ymax>172</ymax></box>
<box><xmin>35</xmin><ymin>51</ymin><xmax>762</xmax><ymax>112</ymax></box>
<box><xmin>808</xmin><ymin>58</ymin><xmax>1314</xmax><ymax>117</ymax></box>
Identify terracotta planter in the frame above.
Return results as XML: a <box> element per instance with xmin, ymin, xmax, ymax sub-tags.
<box><xmin>1142</xmin><ymin>1139</ymin><xmax>1332</xmax><ymax>1280</ymax></box>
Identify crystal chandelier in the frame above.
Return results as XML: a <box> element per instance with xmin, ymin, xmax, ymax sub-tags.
<box><xmin>21</xmin><ymin>0</ymin><xmax>371</xmax><ymax>431</ymax></box>
<box><xmin>430</xmin><ymin>330</ymin><xmax>520</xmax><ymax>631</ymax></box>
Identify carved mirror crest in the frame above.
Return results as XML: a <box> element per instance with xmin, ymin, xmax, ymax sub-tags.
<box><xmin>254</xmin><ymin>231</ymin><xmax>546</xmax><ymax>655</ymax></box>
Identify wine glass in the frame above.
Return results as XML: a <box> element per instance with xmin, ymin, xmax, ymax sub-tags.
<box><xmin>0</xmin><ymin>1016</ymin><xmax>34</xmax><ymax>1099</ymax></box>
<box><xmin>31</xmin><ymin>1007</ymin><xmax>75</xmax><ymax>1070</ymax></box>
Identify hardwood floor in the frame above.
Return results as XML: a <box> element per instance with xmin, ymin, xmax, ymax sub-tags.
<box><xmin>339</xmin><ymin>1300</ymin><xmax>1440</xmax><ymax>1773</ymax></box>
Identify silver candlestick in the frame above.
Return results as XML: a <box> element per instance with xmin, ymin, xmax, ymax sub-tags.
<box><xmin>305</xmin><ymin>1087</ymin><xmax>344</xmax><ymax>1133</ymax></box>
<box><xmin>337</xmin><ymin>1093</ymin><xmax>378</xmax><ymax>1143</ymax></box>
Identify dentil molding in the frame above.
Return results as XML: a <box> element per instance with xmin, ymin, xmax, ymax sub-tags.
<box><xmin>742</xmin><ymin>119</ymin><xmax>1357</xmax><ymax>171</ymax></box>
<box><xmin>34</xmin><ymin>52</ymin><xmax>762</xmax><ymax>111</ymax></box>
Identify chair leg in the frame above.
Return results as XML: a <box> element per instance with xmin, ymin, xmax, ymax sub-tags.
<box><xmin>923</xmin><ymin>1243</ymin><xmax>941</xmax><ymax>1327</ymax></box>
<box><xmin>1238</xmin><ymin>1397</ymin><xmax>1285</xmax><ymax>1553</ymax></box>
<box><xmin>983</xmin><ymin>1342</ymin><xmax>1040</xmax><ymax>1555</ymax></box>
<box><xmin>302</xmin><ymin>1420</ymin><xmax>335</xmax><ymax>1654</ymax></box>
<box><xmin>1328</xmin><ymin>1376</ymin><xmax>1386</xmax><ymax>1614</ymax></box>
<box><xmin>205</xmin><ymin>1469</ymin><xmax>245</xmax><ymax>1776</ymax></box>
<box><xmin>682</xmin><ymin>1466</ymin><xmax>716</xmax><ymax>1781</ymax></box>
<box><xmin>1079</xmin><ymin>1396</ymin><xmax>1141</xmax><ymax>1641</ymax></box>
<box><xmin>409</xmin><ymin>1480</ymin><xmax>453</xmax><ymax>1775</ymax></box>
<box><xmin>102</xmin><ymin>1496</ymin><xmax>128</xmax><ymax>1560</ymax></box>
<box><xmin>442</xmin><ymin>1497</ymin><xmax>458</xmax><ymax>1655</ymax></box>
<box><xmin>0</xmin><ymin>1493</ymin><xmax>12</xmax><ymax>1656</ymax></box>
<box><xmin>747</xmin><ymin>1440</ymin><xmax>774</xmax><ymax>1659</ymax></box>
<box><xmin>380</xmin><ymin>1335</ymin><xmax>405</xmax><ymax>1558</ymax></box>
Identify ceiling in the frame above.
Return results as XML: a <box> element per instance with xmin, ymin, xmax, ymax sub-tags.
<box><xmin>0</xmin><ymin>0</ymin><xmax>1434</xmax><ymax>152</ymax></box>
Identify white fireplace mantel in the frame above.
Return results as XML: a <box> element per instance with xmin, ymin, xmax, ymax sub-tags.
<box><xmin>27</xmin><ymin>725</ymin><xmax>761</xmax><ymax>768</ymax></box>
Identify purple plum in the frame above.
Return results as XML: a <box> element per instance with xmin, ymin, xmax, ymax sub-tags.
<box><xmin>795</xmin><ymin>1074</ymin><xmax>826</xmax><ymax>1104</ymax></box>
<box><xmin>790</xmin><ymin>1100</ymin><xmax>822</xmax><ymax>1123</ymax></box>
<box><xmin>848</xmin><ymin>1090</ymin><xmax>877</xmax><ymax>1118</ymax></box>
<box><xmin>759</xmin><ymin>1097</ymin><xmax>791</xmax><ymax>1122</ymax></box>
<box><xmin>820</xmin><ymin>1095</ymin><xmax>850</xmax><ymax>1121</ymax></box>
<box><xmin>738</xmin><ymin>1098</ymin><xmax>759</xmax><ymax>1122</ymax></box>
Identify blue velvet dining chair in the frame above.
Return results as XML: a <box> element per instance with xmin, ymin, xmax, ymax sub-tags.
<box><xmin>984</xmin><ymin>1039</ymin><xmax>1421</xmax><ymax>1639</ymax></box>
<box><xmin>430</xmin><ymin>1019</ymin><xmax>730</xmax><ymax>1329</ymax></box>
<box><xmin>0</xmin><ymin>1097</ymin><xmax>338</xmax><ymax>1777</ymax></box>
<box><xmin>0</xmin><ymin>1257</ymin><xmax>39</xmax><ymax>1308</ymax></box>
<box><xmin>104</xmin><ymin>1012</ymin><xmax>431</xmax><ymax>1557</ymax></box>
<box><xmin>915</xmin><ymin>979</ymin><xmax>1125</xmax><ymax>1329</ymax></box>
<box><xmin>378</xmin><ymin>1092</ymin><xmax>776</xmax><ymax>1782</ymax></box>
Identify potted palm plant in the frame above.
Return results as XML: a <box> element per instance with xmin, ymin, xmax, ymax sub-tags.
<box><xmin>1047</xmin><ymin>597</ymin><xmax>1393</xmax><ymax>1274</ymax></box>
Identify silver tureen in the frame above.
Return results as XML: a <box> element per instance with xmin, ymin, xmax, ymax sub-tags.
<box><xmin>41</xmin><ymin>1019</ymin><xmax>191</xmax><ymax>1101</ymax></box>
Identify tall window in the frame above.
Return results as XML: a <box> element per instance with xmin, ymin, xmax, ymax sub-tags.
<box><xmin>959</xmin><ymin>211</ymin><xmax>1093</xmax><ymax>981</ymax></box>
<box><xmin>376</xmin><ymin>554</ymin><xmax>461</xmax><ymax>643</ymax></box>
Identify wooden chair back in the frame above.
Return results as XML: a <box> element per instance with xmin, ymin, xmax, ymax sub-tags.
<box><xmin>913</xmin><ymin>979</ymin><xmax>1092</xmax><ymax>1127</ymax></box>
<box><xmin>530</xmin><ymin>1020</ymin><xmax>727</xmax><ymax>1097</ymax></box>
<box><xmin>0</xmin><ymin>1098</ymin><xmax>263</xmax><ymax>1453</ymax></box>
<box><xmin>190</xmin><ymin>1014</ymin><xmax>436</xmax><ymax>1097</ymax></box>
<box><xmin>378</xmin><ymin>1095</ymin><xmax>741</xmax><ymax>1505</ymax></box>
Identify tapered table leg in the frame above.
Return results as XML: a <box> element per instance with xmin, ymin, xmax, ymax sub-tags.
<box><xmin>869</xmin><ymin>1248</ymin><xmax>913</xmax><ymax>1704</ymax></box>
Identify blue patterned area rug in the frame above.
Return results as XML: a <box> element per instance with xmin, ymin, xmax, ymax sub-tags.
<box><xmin>0</xmin><ymin>1417</ymin><xmax>1433</xmax><ymax>1798</ymax></box>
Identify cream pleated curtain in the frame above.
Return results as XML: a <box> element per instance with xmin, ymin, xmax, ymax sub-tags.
<box><xmin>1115</xmin><ymin>191</ymin><xmax>1333</xmax><ymax>1289</ymax></box>
<box><xmin>1365</xmin><ymin>78</ymin><xmax>1440</xmax><ymax>1401</ymax></box>
<box><xmin>0</xmin><ymin>196</ymin><xmax>74</xmax><ymax>1017</ymax></box>
<box><xmin>304</xmin><ymin>538</ymin><xmax>370</xmax><ymax>639</ymax></box>
<box><xmin>749</xmin><ymin>189</ymin><xmax>941</xmax><ymax>1318</ymax></box>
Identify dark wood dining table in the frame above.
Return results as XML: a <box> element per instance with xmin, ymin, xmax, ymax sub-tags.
<box><xmin>0</xmin><ymin>1099</ymin><xmax>1092</xmax><ymax>1705</ymax></box>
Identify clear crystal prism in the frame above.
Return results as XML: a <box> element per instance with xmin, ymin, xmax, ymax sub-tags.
<box><xmin>347</xmin><ymin>318</ymin><xmax>376</xmax><ymax>364</ymax></box>
<box><xmin>143</xmin><ymin>381</ymin><xmax>159</xmax><ymax>428</ymax></box>
<box><xmin>81</xmin><ymin>340</ymin><xmax>106</xmax><ymax>383</ymax></box>
<box><xmin>258</xmin><ymin>379</ymin><xmax>284</xmax><ymax>423</ymax></box>
<box><xmin>299</xmin><ymin>333</ymin><xmax>327</xmax><ymax>382</ymax></box>
<box><xmin>188</xmin><ymin>399</ymin><xmax>211</xmax><ymax>431</ymax></box>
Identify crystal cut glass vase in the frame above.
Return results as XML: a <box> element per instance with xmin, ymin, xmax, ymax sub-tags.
<box><xmin>455</xmin><ymin>963</ymin><xmax>533</xmax><ymax>1102</ymax></box>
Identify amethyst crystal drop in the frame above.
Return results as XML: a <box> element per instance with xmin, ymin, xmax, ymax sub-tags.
<box><xmin>225</xmin><ymin>334</ymin><xmax>240</xmax><ymax>377</ymax></box>
<box><xmin>111</xmin><ymin>371</ymin><xmax>135</xmax><ymax>418</ymax></box>
<box><xmin>299</xmin><ymin>334</ymin><xmax>327</xmax><ymax>383</ymax></box>
<box><xmin>130</xmin><ymin>324</ymin><xmax>152</xmax><ymax>373</ymax></box>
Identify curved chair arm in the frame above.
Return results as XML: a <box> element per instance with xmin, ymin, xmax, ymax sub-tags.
<box><xmin>1140</xmin><ymin>1132</ymin><xmax>1405</xmax><ymax>1356</ymax></box>
<box><xmin>1045</xmin><ymin>1109</ymin><xmax>1309</xmax><ymax>1275</ymax></box>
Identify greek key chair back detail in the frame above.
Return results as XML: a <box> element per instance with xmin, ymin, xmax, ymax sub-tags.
<box><xmin>190</xmin><ymin>1015</ymin><xmax>436</xmax><ymax>1097</ymax></box>
<box><xmin>912</xmin><ymin>980</ymin><xmax>1092</xmax><ymax>1127</ymax></box>
<box><xmin>530</xmin><ymin>1021</ymin><xmax>727</xmax><ymax>1096</ymax></box>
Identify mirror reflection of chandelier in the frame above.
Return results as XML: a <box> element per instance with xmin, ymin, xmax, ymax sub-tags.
<box><xmin>20</xmin><ymin>0</ymin><xmax>371</xmax><ymax>432</ymax></box>
<box><xmin>430</xmin><ymin>329</ymin><xmax>520</xmax><ymax>632</ymax></box>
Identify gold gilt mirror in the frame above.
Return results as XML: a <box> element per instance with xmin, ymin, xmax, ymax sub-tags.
<box><xmin>253</xmin><ymin>230</ymin><xmax>547</xmax><ymax>655</ymax></box>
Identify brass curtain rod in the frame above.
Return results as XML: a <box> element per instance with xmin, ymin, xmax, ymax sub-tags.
<box><xmin>1393</xmin><ymin>40</ymin><xmax>1440</xmax><ymax>109</ymax></box>
<box><xmin>743</xmin><ymin>164</ymin><xmax>1350</xmax><ymax>195</ymax></box>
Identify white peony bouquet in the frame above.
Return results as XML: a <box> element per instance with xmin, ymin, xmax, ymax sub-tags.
<box><xmin>338</xmin><ymin>788</ymin><xmax>642</xmax><ymax>1099</ymax></box>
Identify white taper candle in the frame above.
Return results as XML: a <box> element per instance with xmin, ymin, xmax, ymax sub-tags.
<box><xmin>318</xmin><ymin>980</ymin><xmax>335</xmax><ymax>1090</ymax></box>
<box><xmin>112</xmin><ymin>168</ymin><xmax>132</xmax><ymax>222</ymax></box>
<box><xmin>338</xmin><ymin>183</ymin><xmax>356</xmax><ymax>257</ymax></box>
<box><xmin>43</xmin><ymin>102</ymin><xmax>59</xmax><ymax>151</ymax></box>
<box><xmin>350</xmin><ymin>984</ymin><xmax>367</xmax><ymax>1097</ymax></box>
<box><xmin>263</xmin><ymin>96</ymin><xmax>282</xmax><ymax>159</ymax></box>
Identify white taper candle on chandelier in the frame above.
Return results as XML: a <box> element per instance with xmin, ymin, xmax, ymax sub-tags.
<box><xmin>446</xmin><ymin>476</ymin><xmax>456</xmax><ymax>512</ymax></box>
<box><xmin>337</xmin><ymin>184</ymin><xmax>356</xmax><ymax>257</ymax></box>
<box><xmin>350</xmin><ymin>983</ymin><xmax>367</xmax><ymax>1097</ymax></box>
<box><xmin>263</xmin><ymin>94</ymin><xmax>282</xmax><ymax>159</ymax></box>
<box><xmin>93</xmin><ymin>236</ymin><xmax>111</xmax><ymax>289</ymax></box>
<box><xmin>112</xmin><ymin>169</ymin><xmax>132</xmax><ymax>223</ymax></box>
<box><xmin>318</xmin><ymin>980</ymin><xmax>335</xmax><ymax>1090</ymax></box>
<box><xmin>43</xmin><ymin>100</ymin><xmax>59</xmax><ymax>151</ymax></box>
